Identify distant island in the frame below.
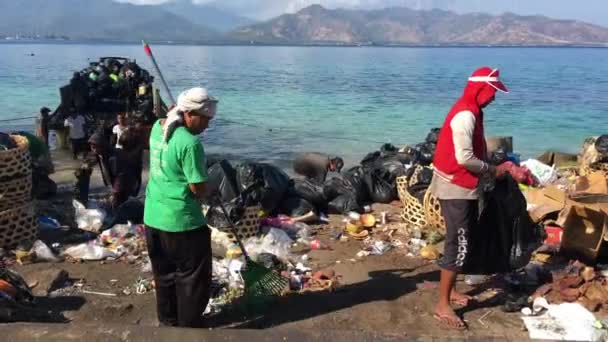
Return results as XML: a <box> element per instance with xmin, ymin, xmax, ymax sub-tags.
<box><xmin>1</xmin><ymin>1</ymin><xmax>607</xmax><ymax>47</ymax></box>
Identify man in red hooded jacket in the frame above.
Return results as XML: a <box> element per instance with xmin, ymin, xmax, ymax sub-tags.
<box><xmin>429</xmin><ymin>67</ymin><xmax>508</xmax><ymax>330</ymax></box>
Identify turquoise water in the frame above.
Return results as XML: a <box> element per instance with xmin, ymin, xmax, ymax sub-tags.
<box><xmin>1</xmin><ymin>44</ymin><xmax>607</xmax><ymax>167</ymax></box>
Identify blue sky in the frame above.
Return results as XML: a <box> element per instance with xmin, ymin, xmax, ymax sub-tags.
<box><xmin>122</xmin><ymin>0</ymin><xmax>608</xmax><ymax>26</ymax></box>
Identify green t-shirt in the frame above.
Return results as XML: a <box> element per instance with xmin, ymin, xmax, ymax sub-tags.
<box><xmin>144</xmin><ymin>121</ymin><xmax>208</xmax><ymax>232</ymax></box>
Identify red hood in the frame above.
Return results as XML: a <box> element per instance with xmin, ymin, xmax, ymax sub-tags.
<box><xmin>461</xmin><ymin>77</ymin><xmax>497</xmax><ymax>110</ymax></box>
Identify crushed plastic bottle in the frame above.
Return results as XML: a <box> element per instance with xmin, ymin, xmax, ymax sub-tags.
<box><xmin>465</xmin><ymin>275</ymin><xmax>488</xmax><ymax>286</ymax></box>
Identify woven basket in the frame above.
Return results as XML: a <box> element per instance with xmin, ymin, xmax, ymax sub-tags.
<box><xmin>0</xmin><ymin>175</ymin><xmax>32</xmax><ymax>211</ymax></box>
<box><xmin>423</xmin><ymin>190</ymin><xmax>446</xmax><ymax>231</ymax></box>
<box><xmin>0</xmin><ymin>202</ymin><xmax>37</xmax><ymax>250</ymax></box>
<box><xmin>407</xmin><ymin>165</ymin><xmax>425</xmax><ymax>188</ymax></box>
<box><xmin>396</xmin><ymin>176</ymin><xmax>428</xmax><ymax>228</ymax></box>
<box><xmin>216</xmin><ymin>206</ymin><xmax>261</xmax><ymax>243</ymax></box>
<box><xmin>580</xmin><ymin>162</ymin><xmax>608</xmax><ymax>177</ymax></box>
<box><xmin>0</xmin><ymin>135</ymin><xmax>31</xmax><ymax>181</ymax></box>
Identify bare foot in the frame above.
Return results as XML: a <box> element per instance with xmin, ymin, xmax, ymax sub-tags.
<box><xmin>450</xmin><ymin>290</ymin><xmax>472</xmax><ymax>306</ymax></box>
<box><xmin>434</xmin><ymin>304</ymin><xmax>467</xmax><ymax>330</ymax></box>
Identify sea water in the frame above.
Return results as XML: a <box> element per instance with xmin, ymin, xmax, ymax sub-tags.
<box><xmin>1</xmin><ymin>43</ymin><xmax>607</xmax><ymax>168</ymax></box>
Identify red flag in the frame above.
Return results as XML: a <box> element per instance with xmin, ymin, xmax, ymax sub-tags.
<box><xmin>142</xmin><ymin>40</ymin><xmax>152</xmax><ymax>56</ymax></box>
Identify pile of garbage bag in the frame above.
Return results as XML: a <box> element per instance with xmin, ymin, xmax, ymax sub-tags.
<box><xmin>48</xmin><ymin>57</ymin><xmax>157</xmax><ymax>130</ymax></box>
<box><xmin>205</xmin><ymin>128</ymin><xmax>445</xmax><ymax>219</ymax></box>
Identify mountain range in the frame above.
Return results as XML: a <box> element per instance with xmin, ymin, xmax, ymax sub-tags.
<box><xmin>0</xmin><ymin>0</ymin><xmax>251</xmax><ymax>42</ymax></box>
<box><xmin>1</xmin><ymin>1</ymin><xmax>608</xmax><ymax>46</ymax></box>
<box><xmin>230</xmin><ymin>5</ymin><xmax>608</xmax><ymax>46</ymax></box>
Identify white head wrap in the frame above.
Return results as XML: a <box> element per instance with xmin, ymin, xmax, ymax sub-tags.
<box><xmin>163</xmin><ymin>87</ymin><xmax>217</xmax><ymax>142</ymax></box>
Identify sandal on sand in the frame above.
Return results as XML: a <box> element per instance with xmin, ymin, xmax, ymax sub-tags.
<box><xmin>433</xmin><ymin>313</ymin><xmax>467</xmax><ymax>331</ymax></box>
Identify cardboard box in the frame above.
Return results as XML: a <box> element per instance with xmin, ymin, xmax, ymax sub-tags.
<box><xmin>525</xmin><ymin>185</ymin><xmax>567</xmax><ymax>223</ymax></box>
<box><xmin>558</xmin><ymin>195</ymin><xmax>608</xmax><ymax>263</ymax></box>
<box><xmin>574</xmin><ymin>172</ymin><xmax>608</xmax><ymax>194</ymax></box>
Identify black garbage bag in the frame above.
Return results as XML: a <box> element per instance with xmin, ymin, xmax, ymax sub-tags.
<box><xmin>343</xmin><ymin>166</ymin><xmax>369</xmax><ymax>202</ymax></box>
<box><xmin>0</xmin><ymin>132</ymin><xmax>16</xmax><ymax>150</ymax></box>
<box><xmin>425</xmin><ymin>127</ymin><xmax>441</xmax><ymax>144</ymax></box>
<box><xmin>373</xmin><ymin>158</ymin><xmax>408</xmax><ymax>179</ymax></box>
<box><xmin>362</xmin><ymin>159</ymin><xmax>407</xmax><ymax>204</ymax></box>
<box><xmin>380</xmin><ymin>143</ymin><xmax>398</xmax><ymax>153</ymax></box>
<box><xmin>236</xmin><ymin>163</ymin><xmax>291</xmax><ymax>212</ymax></box>
<box><xmin>323</xmin><ymin>175</ymin><xmax>355</xmax><ymax>201</ymax></box>
<box><xmin>32</xmin><ymin>173</ymin><xmax>57</xmax><ymax>200</ymax></box>
<box><xmin>292</xmin><ymin>179</ymin><xmax>326</xmax><ymax>208</ymax></box>
<box><xmin>595</xmin><ymin>135</ymin><xmax>608</xmax><ymax>157</ymax></box>
<box><xmin>206</xmin><ymin>199</ymin><xmax>243</xmax><ymax>229</ymax></box>
<box><xmin>109</xmin><ymin>199</ymin><xmax>144</xmax><ymax>226</ymax></box>
<box><xmin>328</xmin><ymin>194</ymin><xmax>362</xmax><ymax>214</ymax></box>
<box><xmin>414</xmin><ymin>142</ymin><xmax>435</xmax><ymax>165</ymax></box>
<box><xmin>281</xmin><ymin>195</ymin><xmax>315</xmax><ymax>217</ymax></box>
<box><xmin>408</xmin><ymin>184</ymin><xmax>429</xmax><ymax>203</ymax></box>
<box><xmin>364</xmin><ymin>169</ymin><xmax>395</xmax><ymax>203</ymax></box>
<box><xmin>323</xmin><ymin>167</ymin><xmax>369</xmax><ymax>205</ymax></box>
<box><xmin>361</xmin><ymin>151</ymin><xmax>382</xmax><ymax>166</ymax></box>
<box><xmin>405</xmin><ymin>165</ymin><xmax>434</xmax><ymax>188</ymax></box>
<box><xmin>206</xmin><ymin>160</ymin><xmax>239</xmax><ymax>204</ymax></box>
<box><xmin>462</xmin><ymin>175</ymin><xmax>543</xmax><ymax>275</ymax></box>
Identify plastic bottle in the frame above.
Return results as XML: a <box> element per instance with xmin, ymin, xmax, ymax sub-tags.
<box><xmin>464</xmin><ymin>275</ymin><xmax>487</xmax><ymax>285</ymax></box>
<box><xmin>310</xmin><ymin>239</ymin><xmax>331</xmax><ymax>250</ymax></box>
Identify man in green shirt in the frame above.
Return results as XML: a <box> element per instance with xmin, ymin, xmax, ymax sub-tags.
<box><xmin>144</xmin><ymin>87</ymin><xmax>218</xmax><ymax>328</ymax></box>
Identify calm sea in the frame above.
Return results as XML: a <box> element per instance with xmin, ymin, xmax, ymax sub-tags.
<box><xmin>1</xmin><ymin>43</ymin><xmax>607</xmax><ymax>168</ymax></box>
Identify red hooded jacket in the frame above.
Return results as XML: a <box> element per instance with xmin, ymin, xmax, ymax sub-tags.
<box><xmin>433</xmin><ymin>67</ymin><xmax>503</xmax><ymax>190</ymax></box>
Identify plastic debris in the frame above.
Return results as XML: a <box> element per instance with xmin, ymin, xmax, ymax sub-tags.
<box><xmin>73</xmin><ymin>200</ymin><xmax>106</xmax><ymax>232</ymax></box>
<box><xmin>38</xmin><ymin>216</ymin><xmax>61</xmax><ymax>230</ymax></box>
<box><xmin>64</xmin><ymin>242</ymin><xmax>121</xmax><ymax>261</ymax></box>
<box><xmin>369</xmin><ymin>240</ymin><xmax>392</xmax><ymax>255</ymax></box>
<box><xmin>521</xmin><ymin>302</ymin><xmax>604</xmax><ymax>341</ymax></box>
<box><xmin>30</xmin><ymin>240</ymin><xmax>61</xmax><ymax>262</ymax></box>
<box><xmin>521</xmin><ymin>159</ymin><xmax>559</xmax><ymax>186</ymax></box>
<box><xmin>420</xmin><ymin>245</ymin><xmax>440</xmax><ymax>260</ymax></box>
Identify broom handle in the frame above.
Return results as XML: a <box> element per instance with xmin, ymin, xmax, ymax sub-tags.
<box><xmin>216</xmin><ymin>199</ymin><xmax>251</xmax><ymax>261</ymax></box>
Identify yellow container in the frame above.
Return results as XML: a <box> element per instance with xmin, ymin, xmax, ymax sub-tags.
<box><xmin>346</xmin><ymin>221</ymin><xmax>363</xmax><ymax>234</ymax></box>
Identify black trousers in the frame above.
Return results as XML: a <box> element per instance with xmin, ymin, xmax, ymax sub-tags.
<box><xmin>437</xmin><ymin>199</ymin><xmax>479</xmax><ymax>273</ymax></box>
<box><xmin>144</xmin><ymin>225</ymin><xmax>212</xmax><ymax>328</ymax></box>
<box><xmin>70</xmin><ymin>138</ymin><xmax>86</xmax><ymax>159</ymax></box>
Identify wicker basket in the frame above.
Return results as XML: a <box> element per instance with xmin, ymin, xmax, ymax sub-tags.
<box><xmin>0</xmin><ymin>202</ymin><xmax>37</xmax><ymax>250</ymax></box>
<box><xmin>0</xmin><ymin>175</ymin><xmax>32</xmax><ymax>211</ymax></box>
<box><xmin>580</xmin><ymin>162</ymin><xmax>608</xmax><ymax>178</ymax></box>
<box><xmin>396</xmin><ymin>176</ymin><xmax>428</xmax><ymax>228</ymax></box>
<box><xmin>216</xmin><ymin>206</ymin><xmax>261</xmax><ymax>243</ymax></box>
<box><xmin>423</xmin><ymin>190</ymin><xmax>446</xmax><ymax>231</ymax></box>
<box><xmin>0</xmin><ymin>135</ymin><xmax>31</xmax><ymax>181</ymax></box>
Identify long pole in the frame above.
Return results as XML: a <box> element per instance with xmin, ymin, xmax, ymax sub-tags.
<box><xmin>141</xmin><ymin>40</ymin><xmax>176</xmax><ymax>105</ymax></box>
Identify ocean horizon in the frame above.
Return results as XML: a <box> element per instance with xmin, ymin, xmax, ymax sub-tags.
<box><xmin>1</xmin><ymin>43</ymin><xmax>607</xmax><ymax>169</ymax></box>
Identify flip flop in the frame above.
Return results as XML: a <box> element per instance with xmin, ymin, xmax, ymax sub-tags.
<box><xmin>433</xmin><ymin>313</ymin><xmax>468</xmax><ymax>331</ymax></box>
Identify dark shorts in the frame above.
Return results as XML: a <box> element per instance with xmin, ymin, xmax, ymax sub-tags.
<box><xmin>437</xmin><ymin>199</ymin><xmax>479</xmax><ymax>273</ymax></box>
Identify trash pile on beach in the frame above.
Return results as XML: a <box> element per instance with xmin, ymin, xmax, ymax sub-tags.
<box><xmin>48</xmin><ymin>57</ymin><xmax>157</xmax><ymax>130</ymax></box>
<box><xmin>3</xmin><ymin>125</ymin><xmax>608</xmax><ymax>333</ymax></box>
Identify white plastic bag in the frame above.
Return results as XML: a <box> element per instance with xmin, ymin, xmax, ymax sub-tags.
<box><xmin>73</xmin><ymin>200</ymin><xmax>106</xmax><ymax>232</ymax></box>
<box><xmin>64</xmin><ymin>242</ymin><xmax>120</xmax><ymax>261</ymax></box>
<box><xmin>521</xmin><ymin>302</ymin><xmax>604</xmax><ymax>341</ymax></box>
<box><xmin>521</xmin><ymin>159</ymin><xmax>558</xmax><ymax>186</ymax></box>
<box><xmin>244</xmin><ymin>228</ymin><xmax>293</xmax><ymax>261</ymax></box>
<box><xmin>31</xmin><ymin>240</ymin><xmax>61</xmax><ymax>262</ymax></box>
